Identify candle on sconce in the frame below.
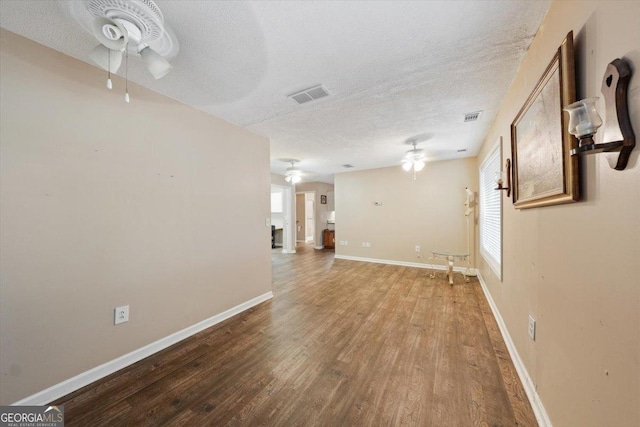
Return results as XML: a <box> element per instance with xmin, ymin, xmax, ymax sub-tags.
<box><xmin>565</xmin><ymin>97</ymin><xmax>603</xmax><ymax>138</ymax></box>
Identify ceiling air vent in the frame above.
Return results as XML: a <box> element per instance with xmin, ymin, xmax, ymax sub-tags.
<box><xmin>457</xmin><ymin>149</ymin><xmax>467</xmax><ymax>153</ymax></box>
<box><xmin>288</xmin><ymin>85</ymin><xmax>330</xmax><ymax>104</ymax></box>
<box><xmin>342</xmin><ymin>164</ymin><xmax>354</xmax><ymax>168</ymax></box>
<box><xmin>464</xmin><ymin>111</ymin><xmax>482</xmax><ymax>122</ymax></box>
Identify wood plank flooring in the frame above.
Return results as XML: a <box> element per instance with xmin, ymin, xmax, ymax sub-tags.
<box><xmin>53</xmin><ymin>244</ymin><xmax>537</xmax><ymax>426</ymax></box>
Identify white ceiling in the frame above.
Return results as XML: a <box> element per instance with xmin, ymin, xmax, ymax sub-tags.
<box><xmin>0</xmin><ymin>0</ymin><xmax>551</xmax><ymax>183</ymax></box>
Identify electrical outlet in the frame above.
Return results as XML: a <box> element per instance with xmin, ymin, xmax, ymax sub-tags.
<box><xmin>415</xmin><ymin>245</ymin><xmax>421</xmax><ymax>252</ymax></box>
<box><xmin>528</xmin><ymin>315</ymin><xmax>536</xmax><ymax>340</ymax></box>
<box><xmin>115</xmin><ymin>305</ymin><xmax>129</xmax><ymax>325</ymax></box>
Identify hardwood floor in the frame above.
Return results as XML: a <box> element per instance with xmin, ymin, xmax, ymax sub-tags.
<box><xmin>54</xmin><ymin>244</ymin><xmax>537</xmax><ymax>426</ymax></box>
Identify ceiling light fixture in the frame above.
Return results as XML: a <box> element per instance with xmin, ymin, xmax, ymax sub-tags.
<box><xmin>83</xmin><ymin>0</ymin><xmax>178</xmax><ymax>102</ymax></box>
<box><xmin>284</xmin><ymin>160</ymin><xmax>302</xmax><ymax>184</ymax></box>
<box><xmin>402</xmin><ymin>141</ymin><xmax>426</xmax><ymax>179</ymax></box>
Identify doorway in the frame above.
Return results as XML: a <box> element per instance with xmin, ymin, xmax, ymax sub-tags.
<box><xmin>271</xmin><ymin>184</ymin><xmax>295</xmax><ymax>253</ymax></box>
<box><xmin>296</xmin><ymin>191</ymin><xmax>316</xmax><ymax>245</ymax></box>
<box><xmin>305</xmin><ymin>194</ymin><xmax>315</xmax><ymax>243</ymax></box>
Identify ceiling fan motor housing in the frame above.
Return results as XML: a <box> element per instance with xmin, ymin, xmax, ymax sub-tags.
<box><xmin>88</xmin><ymin>0</ymin><xmax>165</xmax><ymax>44</ymax></box>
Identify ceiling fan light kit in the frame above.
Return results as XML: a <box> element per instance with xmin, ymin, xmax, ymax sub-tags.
<box><xmin>80</xmin><ymin>0</ymin><xmax>178</xmax><ymax>102</ymax></box>
<box><xmin>139</xmin><ymin>45</ymin><xmax>172</xmax><ymax>79</ymax></box>
<box><xmin>284</xmin><ymin>160</ymin><xmax>303</xmax><ymax>184</ymax></box>
<box><xmin>402</xmin><ymin>141</ymin><xmax>426</xmax><ymax>179</ymax></box>
<box><xmin>89</xmin><ymin>44</ymin><xmax>122</xmax><ymax>74</ymax></box>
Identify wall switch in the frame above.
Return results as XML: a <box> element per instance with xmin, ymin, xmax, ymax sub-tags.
<box><xmin>115</xmin><ymin>305</ymin><xmax>129</xmax><ymax>325</ymax></box>
<box><xmin>365</xmin><ymin>242</ymin><xmax>371</xmax><ymax>248</ymax></box>
<box><xmin>265</xmin><ymin>218</ymin><xmax>271</xmax><ymax>227</ymax></box>
<box><xmin>362</xmin><ymin>242</ymin><xmax>366</xmax><ymax>247</ymax></box>
<box><xmin>374</xmin><ymin>201</ymin><xmax>383</xmax><ymax>206</ymax></box>
<box><xmin>528</xmin><ymin>315</ymin><xmax>536</xmax><ymax>340</ymax></box>
<box><xmin>415</xmin><ymin>245</ymin><xmax>421</xmax><ymax>252</ymax></box>
<box><xmin>345</xmin><ymin>240</ymin><xmax>348</xmax><ymax>245</ymax></box>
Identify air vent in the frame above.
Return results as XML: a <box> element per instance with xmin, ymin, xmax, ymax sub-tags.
<box><xmin>342</xmin><ymin>164</ymin><xmax>354</xmax><ymax>168</ymax></box>
<box><xmin>464</xmin><ymin>111</ymin><xmax>482</xmax><ymax>122</ymax></box>
<box><xmin>288</xmin><ymin>85</ymin><xmax>330</xmax><ymax>104</ymax></box>
<box><xmin>457</xmin><ymin>149</ymin><xmax>467</xmax><ymax>153</ymax></box>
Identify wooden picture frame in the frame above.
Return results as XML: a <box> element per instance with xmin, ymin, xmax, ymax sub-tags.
<box><xmin>320</xmin><ymin>195</ymin><xmax>327</xmax><ymax>204</ymax></box>
<box><xmin>511</xmin><ymin>31</ymin><xmax>578</xmax><ymax>209</ymax></box>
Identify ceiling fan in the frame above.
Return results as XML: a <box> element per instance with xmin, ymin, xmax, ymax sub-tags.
<box><xmin>79</xmin><ymin>0</ymin><xmax>179</xmax><ymax>99</ymax></box>
<box><xmin>284</xmin><ymin>160</ymin><xmax>303</xmax><ymax>184</ymax></box>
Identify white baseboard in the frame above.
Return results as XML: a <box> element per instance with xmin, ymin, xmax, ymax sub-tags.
<box><xmin>476</xmin><ymin>272</ymin><xmax>552</xmax><ymax>427</ymax></box>
<box><xmin>334</xmin><ymin>254</ymin><xmax>477</xmax><ymax>274</ymax></box>
<box><xmin>13</xmin><ymin>291</ymin><xmax>274</xmax><ymax>406</ymax></box>
<box><xmin>282</xmin><ymin>249</ymin><xmax>296</xmax><ymax>254</ymax></box>
<box><xmin>314</xmin><ymin>245</ymin><xmax>324</xmax><ymax>250</ymax></box>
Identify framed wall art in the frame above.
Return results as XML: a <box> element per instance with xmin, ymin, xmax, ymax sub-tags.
<box><xmin>511</xmin><ymin>31</ymin><xmax>579</xmax><ymax>209</ymax></box>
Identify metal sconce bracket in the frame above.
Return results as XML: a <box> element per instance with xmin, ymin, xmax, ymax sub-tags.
<box><xmin>570</xmin><ymin>58</ymin><xmax>635</xmax><ymax>170</ymax></box>
<box><xmin>495</xmin><ymin>158</ymin><xmax>511</xmax><ymax>198</ymax></box>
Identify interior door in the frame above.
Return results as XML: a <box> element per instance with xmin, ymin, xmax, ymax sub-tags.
<box><xmin>296</xmin><ymin>194</ymin><xmax>305</xmax><ymax>242</ymax></box>
<box><xmin>305</xmin><ymin>199</ymin><xmax>315</xmax><ymax>242</ymax></box>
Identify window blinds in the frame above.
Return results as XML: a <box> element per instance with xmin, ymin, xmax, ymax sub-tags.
<box><xmin>479</xmin><ymin>147</ymin><xmax>502</xmax><ymax>279</ymax></box>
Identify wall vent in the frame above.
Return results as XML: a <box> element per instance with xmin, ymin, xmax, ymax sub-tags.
<box><xmin>288</xmin><ymin>85</ymin><xmax>330</xmax><ymax>104</ymax></box>
<box><xmin>464</xmin><ymin>111</ymin><xmax>482</xmax><ymax>122</ymax></box>
<box><xmin>342</xmin><ymin>164</ymin><xmax>354</xmax><ymax>168</ymax></box>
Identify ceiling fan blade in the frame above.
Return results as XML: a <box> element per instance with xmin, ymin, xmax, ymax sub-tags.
<box><xmin>92</xmin><ymin>17</ymin><xmax>129</xmax><ymax>51</ymax></box>
<box><xmin>89</xmin><ymin>44</ymin><xmax>123</xmax><ymax>73</ymax></box>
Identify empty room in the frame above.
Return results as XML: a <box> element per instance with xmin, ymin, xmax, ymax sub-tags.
<box><xmin>0</xmin><ymin>1</ymin><xmax>638</xmax><ymax>426</ymax></box>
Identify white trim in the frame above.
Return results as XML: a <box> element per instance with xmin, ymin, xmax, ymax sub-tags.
<box><xmin>476</xmin><ymin>271</ymin><xmax>552</xmax><ymax>427</ymax></box>
<box><xmin>12</xmin><ymin>291</ymin><xmax>274</xmax><ymax>406</ymax></box>
<box><xmin>314</xmin><ymin>245</ymin><xmax>324</xmax><ymax>250</ymax></box>
<box><xmin>282</xmin><ymin>249</ymin><xmax>296</xmax><ymax>254</ymax></box>
<box><xmin>334</xmin><ymin>254</ymin><xmax>476</xmax><ymax>274</ymax></box>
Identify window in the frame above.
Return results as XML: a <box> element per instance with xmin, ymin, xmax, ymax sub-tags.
<box><xmin>479</xmin><ymin>144</ymin><xmax>502</xmax><ymax>280</ymax></box>
<box><xmin>270</xmin><ymin>192</ymin><xmax>283</xmax><ymax>213</ymax></box>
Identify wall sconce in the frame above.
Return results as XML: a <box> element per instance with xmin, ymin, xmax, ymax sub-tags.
<box><xmin>564</xmin><ymin>58</ymin><xmax>635</xmax><ymax>170</ymax></box>
<box><xmin>494</xmin><ymin>159</ymin><xmax>511</xmax><ymax>197</ymax></box>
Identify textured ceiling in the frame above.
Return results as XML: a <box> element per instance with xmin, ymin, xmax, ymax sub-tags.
<box><xmin>0</xmin><ymin>0</ymin><xmax>551</xmax><ymax>183</ymax></box>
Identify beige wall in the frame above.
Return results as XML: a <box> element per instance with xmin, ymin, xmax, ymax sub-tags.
<box><xmin>335</xmin><ymin>158</ymin><xmax>477</xmax><ymax>264</ymax></box>
<box><xmin>475</xmin><ymin>1</ymin><xmax>640</xmax><ymax>425</ymax></box>
<box><xmin>0</xmin><ymin>30</ymin><xmax>272</xmax><ymax>404</ymax></box>
<box><xmin>294</xmin><ymin>182</ymin><xmax>334</xmax><ymax>248</ymax></box>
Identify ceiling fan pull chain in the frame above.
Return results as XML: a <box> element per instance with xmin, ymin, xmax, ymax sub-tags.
<box><xmin>106</xmin><ymin>49</ymin><xmax>112</xmax><ymax>90</ymax></box>
<box><xmin>124</xmin><ymin>44</ymin><xmax>130</xmax><ymax>103</ymax></box>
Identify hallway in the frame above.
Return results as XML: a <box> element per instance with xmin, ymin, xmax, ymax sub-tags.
<box><xmin>55</xmin><ymin>244</ymin><xmax>536</xmax><ymax>426</ymax></box>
